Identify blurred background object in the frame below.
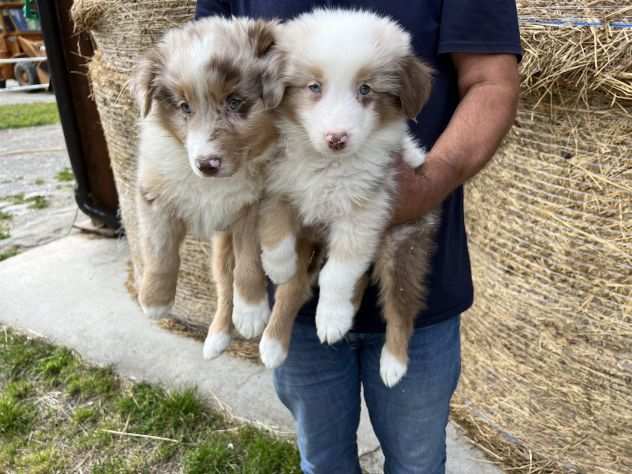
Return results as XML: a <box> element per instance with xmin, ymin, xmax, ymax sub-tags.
<box><xmin>0</xmin><ymin>1</ymin><xmax>48</xmax><ymax>90</ymax></box>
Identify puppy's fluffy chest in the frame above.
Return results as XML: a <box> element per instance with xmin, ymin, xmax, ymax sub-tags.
<box><xmin>182</xmin><ymin>174</ymin><xmax>261</xmax><ymax>236</ymax></box>
<box><xmin>138</xmin><ymin>119</ymin><xmax>268</xmax><ymax>236</ymax></box>
<box><xmin>268</xmin><ymin>140</ymin><xmax>396</xmax><ymax>225</ymax></box>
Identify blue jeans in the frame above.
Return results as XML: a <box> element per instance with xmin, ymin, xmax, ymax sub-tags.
<box><xmin>274</xmin><ymin>315</ymin><xmax>461</xmax><ymax>474</ymax></box>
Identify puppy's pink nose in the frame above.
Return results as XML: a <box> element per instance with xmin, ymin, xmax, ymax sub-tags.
<box><xmin>325</xmin><ymin>132</ymin><xmax>349</xmax><ymax>151</ymax></box>
<box><xmin>196</xmin><ymin>155</ymin><xmax>222</xmax><ymax>177</ymax></box>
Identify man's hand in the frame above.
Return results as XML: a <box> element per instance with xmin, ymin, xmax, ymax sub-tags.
<box><xmin>391</xmin><ymin>53</ymin><xmax>520</xmax><ymax>226</ymax></box>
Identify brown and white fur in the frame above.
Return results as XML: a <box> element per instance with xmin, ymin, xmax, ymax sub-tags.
<box><xmin>258</xmin><ymin>9</ymin><xmax>440</xmax><ymax>387</ymax></box>
<box><xmin>131</xmin><ymin>17</ymin><xmax>285</xmax><ymax>359</ymax></box>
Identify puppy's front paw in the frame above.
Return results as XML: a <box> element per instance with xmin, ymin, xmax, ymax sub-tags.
<box><xmin>259</xmin><ymin>334</ymin><xmax>288</xmax><ymax>368</ymax></box>
<box><xmin>401</xmin><ymin>134</ymin><xmax>426</xmax><ymax>169</ymax></box>
<box><xmin>203</xmin><ymin>331</ymin><xmax>232</xmax><ymax>360</ymax></box>
<box><xmin>261</xmin><ymin>235</ymin><xmax>297</xmax><ymax>284</ymax></box>
<box><xmin>138</xmin><ymin>273</ymin><xmax>176</xmax><ymax>319</ymax></box>
<box><xmin>403</xmin><ymin>146</ymin><xmax>426</xmax><ymax>169</ymax></box>
<box><xmin>315</xmin><ymin>298</ymin><xmax>354</xmax><ymax>344</ymax></box>
<box><xmin>379</xmin><ymin>347</ymin><xmax>408</xmax><ymax>388</ymax></box>
<box><xmin>139</xmin><ymin>302</ymin><xmax>172</xmax><ymax>320</ymax></box>
<box><xmin>232</xmin><ymin>292</ymin><xmax>270</xmax><ymax>339</ymax></box>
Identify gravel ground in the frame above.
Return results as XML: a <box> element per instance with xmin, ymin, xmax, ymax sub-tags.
<box><xmin>0</xmin><ymin>79</ymin><xmax>56</xmax><ymax>105</ymax></box>
<box><xmin>0</xmin><ymin>124</ymin><xmax>77</xmax><ymax>254</ymax></box>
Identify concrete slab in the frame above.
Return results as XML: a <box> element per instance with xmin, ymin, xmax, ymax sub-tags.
<box><xmin>0</xmin><ymin>234</ymin><xmax>502</xmax><ymax>474</ymax></box>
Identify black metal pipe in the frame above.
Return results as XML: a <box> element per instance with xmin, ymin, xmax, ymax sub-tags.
<box><xmin>36</xmin><ymin>0</ymin><xmax>121</xmax><ymax>231</ymax></box>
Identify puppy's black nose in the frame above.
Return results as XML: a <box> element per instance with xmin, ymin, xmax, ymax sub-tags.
<box><xmin>196</xmin><ymin>156</ymin><xmax>222</xmax><ymax>176</ymax></box>
<box><xmin>326</xmin><ymin>132</ymin><xmax>348</xmax><ymax>151</ymax></box>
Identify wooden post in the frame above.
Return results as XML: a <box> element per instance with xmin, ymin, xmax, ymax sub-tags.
<box><xmin>37</xmin><ymin>0</ymin><xmax>120</xmax><ymax>230</ymax></box>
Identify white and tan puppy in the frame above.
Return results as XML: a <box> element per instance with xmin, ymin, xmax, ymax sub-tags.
<box><xmin>259</xmin><ymin>9</ymin><xmax>439</xmax><ymax>386</ymax></box>
<box><xmin>131</xmin><ymin>17</ymin><xmax>285</xmax><ymax>359</ymax></box>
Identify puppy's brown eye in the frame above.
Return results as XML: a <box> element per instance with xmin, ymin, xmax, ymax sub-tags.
<box><xmin>308</xmin><ymin>82</ymin><xmax>321</xmax><ymax>94</ymax></box>
<box><xmin>179</xmin><ymin>102</ymin><xmax>192</xmax><ymax>115</ymax></box>
<box><xmin>358</xmin><ymin>84</ymin><xmax>371</xmax><ymax>96</ymax></box>
<box><xmin>227</xmin><ymin>96</ymin><xmax>243</xmax><ymax>112</ymax></box>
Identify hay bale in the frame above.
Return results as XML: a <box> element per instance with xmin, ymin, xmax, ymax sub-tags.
<box><xmin>517</xmin><ymin>1</ymin><xmax>632</xmax><ymax>105</ymax></box>
<box><xmin>454</xmin><ymin>3</ymin><xmax>632</xmax><ymax>471</ymax></box>
<box><xmin>74</xmin><ymin>0</ymin><xmax>218</xmax><ymax>329</ymax></box>
<box><xmin>70</xmin><ymin>0</ymin><xmax>109</xmax><ymax>32</ymax></box>
<box><xmin>456</xmin><ymin>101</ymin><xmax>632</xmax><ymax>473</ymax></box>
<box><xmin>73</xmin><ymin>0</ymin><xmax>197</xmax><ymax>72</ymax></box>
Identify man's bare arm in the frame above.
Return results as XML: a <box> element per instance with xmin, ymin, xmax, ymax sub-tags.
<box><xmin>392</xmin><ymin>53</ymin><xmax>520</xmax><ymax>225</ymax></box>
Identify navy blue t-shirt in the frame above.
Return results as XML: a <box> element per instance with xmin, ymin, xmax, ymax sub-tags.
<box><xmin>196</xmin><ymin>0</ymin><xmax>522</xmax><ymax>332</ymax></box>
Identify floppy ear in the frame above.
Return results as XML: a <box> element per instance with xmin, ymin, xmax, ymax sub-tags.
<box><xmin>399</xmin><ymin>56</ymin><xmax>433</xmax><ymax>121</ymax></box>
<box><xmin>248</xmin><ymin>19</ymin><xmax>277</xmax><ymax>58</ymax></box>
<box><xmin>131</xmin><ymin>47</ymin><xmax>164</xmax><ymax>118</ymax></box>
<box><xmin>248</xmin><ymin>20</ymin><xmax>286</xmax><ymax>110</ymax></box>
<box><xmin>261</xmin><ymin>47</ymin><xmax>286</xmax><ymax>109</ymax></box>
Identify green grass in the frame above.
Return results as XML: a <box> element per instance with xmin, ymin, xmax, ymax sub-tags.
<box><xmin>0</xmin><ymin>103</ymin><xmax>60</xmax><ymax>130</ymax></box>
<box><xmin>0</xmin><ymin>393</ymin><xmax>34</xmax><ymax>436</ymax></box>
<box><xmin>34</xmin><ymin>178</ymin><xmax>46</xmax><ymax>186</ymax></box>
<box><xmin>5</xmin><ymin>380</ymin><xmax>32</xmax><ymax>400</ymax></box>
<box><xmin>183</xmin><ymin>427</ymin><xmax>300</xmax><ymax>474</ymax></box>
<box><xmin>16</xmin><ymin>448</ymin><xmax>65</xmax><ymax>474</ymax></box>
<box><xmin>73</xmin><ymin>406</ymin><xmax>98</xmax><ymax>424</ymax></box>
<box><xmin>3</xmin><ymin>193</ymin><xmax>49</xmax><ymax>210</ymax></box>
<box><xmin>67</xmin><ymin>366</ymin><xmax>118</xmax><ymax>399</ymax></box>
<box><xmin>0</xmin><ymin>327</ymin><xmax>301</xmax><ymax>473</ymax></box>
<box><xmin>0</xmin><ymin>247</ymin><xmax>19</xmax><ymax>261</ymax></box>
<box><xmin>27</xmin><ymin>195</ymin><xmax>49</xmax><ymax>209</ymax></box>
<box><xmin>55</xmin><ymin>167</ymin><xmax>74</xmax><ymax>182</ymax></box>
<box><xmin>117</xmin><ymin>383</ymin><xmax>216</xmax><ymax>440</ymax></box>
<box><xmin>0</xmin><ymin>210</ymin><xmax>11</xmax><ymax>239</ymax></box>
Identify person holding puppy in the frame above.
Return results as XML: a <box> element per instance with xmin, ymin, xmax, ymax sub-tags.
<box><xmin>197</xmin><ymin>1</ymin><xmax>521</xmax><ymax>473</ymax></box>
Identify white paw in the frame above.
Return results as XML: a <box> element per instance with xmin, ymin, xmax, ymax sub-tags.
<box><xmin>261</xmin><ymin>235</ymin><xmax>297</xmax><ymax>284</ymax></box>
<box><xmin>380</xmin><ymin>347</ymin><xmax>408</xmax><ymax>387</ymax></box>
<box><xmin>203</xmin><ymin>331</ymin><xmax>232</xmax><ymax>360</ymax></box>
<box><xmin>315</xmin><ymin>298</ymin><xmax>354</xmax><ymax>344</ymax></box>
<box><xmin>404</xmin><ymin>147</ymin><xmax>426</xmax><ymax>169</ymax></box>
<box><xmin>232</xmin><ymin>291</ymin><xmax>270</xmax><ymax>339</ymax></box>
<box><xmin>140</xmin><ymin>303</ymin><xmax>172</xmax><ymax>319</ymax></box>
<box><xmin>259</xmin><ymin>334</ymin><xmax>288</xmax><ymax>368</ymax></box>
